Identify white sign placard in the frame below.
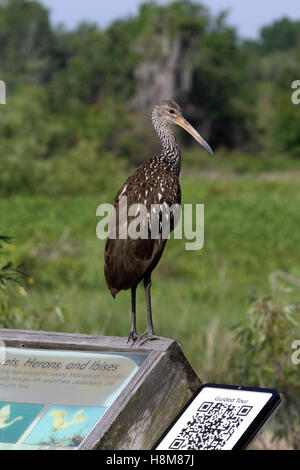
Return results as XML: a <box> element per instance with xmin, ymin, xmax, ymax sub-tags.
<box><xmin>157</xmin><ymin>386</ymin><xmax>274</xmax><ymax>450</ymax></box>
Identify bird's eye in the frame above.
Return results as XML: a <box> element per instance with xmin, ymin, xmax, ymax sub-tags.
<box><xmin>169</xmin><ymin>109</ymin><xmax>175</xmax><ymax>114</ymax></box>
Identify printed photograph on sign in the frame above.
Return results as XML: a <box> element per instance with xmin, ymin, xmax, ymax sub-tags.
<box><xmin>24</xmin><ymin>405</ymin><xmax>107</xmax><ymax>447</ymax></box>
<box><xmin>0</xmin><ymin>402</ymin><xmax>43</xmax><ymax>444</ymax></box>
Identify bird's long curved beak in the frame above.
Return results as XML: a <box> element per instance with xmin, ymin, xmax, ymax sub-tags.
<box><xmin>175</xmin><ymin>116</ymin><xmax>213</xmax><ymax>155</ymax></box>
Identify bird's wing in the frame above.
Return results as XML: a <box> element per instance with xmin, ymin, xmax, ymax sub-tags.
<box><xmin>74</xmin><ymin>409</ymin><xmax>85</xmax><ymax>418</ymax></box>
<box><xmin>50</xmin><ymin>410</ymin><xmax>66</xmax><ymax>427</ymax></box>
<box><xmin>105</xmin><ymin>233</ymin><xmax>158</xmax><ymax>295</ymax></box>
<box><xmin>0</xmin><ymin>405</ymin><xmax>10</xmax><ymax>422</ymax></box>
<box><xmin>105</xmin><ymin>169</ymin><xmax>175</xmax><ymax>295</ymax></box>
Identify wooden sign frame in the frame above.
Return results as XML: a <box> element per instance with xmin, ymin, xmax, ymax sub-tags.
<box><xmin>0</xmin><ymin>328</ymin><xmax>201</xmax><ymax>450</ymax></box>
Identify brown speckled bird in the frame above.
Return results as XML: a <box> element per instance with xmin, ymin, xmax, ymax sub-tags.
<box><xmin>104</xmin><ymin>100</ymin><xmax>213</xmax><ymax>342</ymax></box>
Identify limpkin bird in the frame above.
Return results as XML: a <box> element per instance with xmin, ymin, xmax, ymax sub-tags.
<box><xmin>104</xmin><ymin>100</ymin><xmax>213</xmax><ymax>342</ymax></box>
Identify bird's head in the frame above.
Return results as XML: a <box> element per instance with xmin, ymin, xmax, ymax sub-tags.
<box><xmin>152</xmin><ymin>100</ymin><xmax>213</xmax><ymax>155</ymax></box>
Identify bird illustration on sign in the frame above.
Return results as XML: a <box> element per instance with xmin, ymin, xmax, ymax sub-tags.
<box><xmin>0</xmin><ymin>405</ymin><xmax>23</xmax><ymax>429</ymax></box>
<box><xmin>50</xmin><ymin>409</ymin><xmax>87</xmax><ymax>431</ymax></box>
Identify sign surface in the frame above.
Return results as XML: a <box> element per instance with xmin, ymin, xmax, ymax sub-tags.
<box><xmin>156</xmin><ymin>384</ymin><xmax>281</xmax><ymax>450</ymax></box>
<box><xmin>0</xmin><ymin>347</ymin><xmax>147</xmax><ymax>449</ymax></box>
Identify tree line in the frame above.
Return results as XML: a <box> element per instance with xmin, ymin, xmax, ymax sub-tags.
<box><xmin>0</xmin><ymin>0</ymin><xmax>300</xmax><ymax>195</ymax></box>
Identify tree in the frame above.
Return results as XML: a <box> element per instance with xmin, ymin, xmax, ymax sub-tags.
<box><xmin>260</xmin><ymin>18</ymin><xmax>300</xmax><ymax>54</ymax></box>
<box><xmin>0</xmin><ymin>0</ymin><xmax>54</xmax><ymax>86</ymax></box>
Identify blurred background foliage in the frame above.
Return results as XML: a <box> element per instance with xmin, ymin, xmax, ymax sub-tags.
<box><xmin>0</xmin><ymin>0</ymin><xmax>300</xmax><ymax>196</ymax></box>
<box><xmin>0</xmin><ymin>0</ymin><xmax>300</xmax><ymax>448</ymax></box>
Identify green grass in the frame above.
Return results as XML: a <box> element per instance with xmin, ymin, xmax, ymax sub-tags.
<box><xmin>1</xmin><ymin>173</ymin><xmax>300</xmax><ymax>376</ymax></box>
<box><xmin>182</xmin><ymin>148</ymin><xmax>300</xmax><ymax>174</ymax></box>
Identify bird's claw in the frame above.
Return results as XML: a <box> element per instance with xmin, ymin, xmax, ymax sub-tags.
<box><xmin>137</xmin><ymin>330</ymin><xmax>161</xmax><ymax>346</ymax></box>
<box><xmin>127</xmin><ymin>330</ymin><xmax>162</xmax><ymax>346</ymax></box>
<box><xmin>127</xmin><ymin>331</ymin><xmax>142</xmax><ymax>344</ymax></box>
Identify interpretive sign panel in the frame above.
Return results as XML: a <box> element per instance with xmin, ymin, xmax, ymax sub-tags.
<box><xmin>0</xmin><ymin>329</ymin><xmax>201</xmax><ymax>449</ymax></box>
<box><xmin>0</xmin><ymin>347</ymin><xmax>147</xmax><ymax>449</ymax></box>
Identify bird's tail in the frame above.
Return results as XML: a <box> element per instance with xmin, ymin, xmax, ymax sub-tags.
<box><xmin>110</xmin><ymin>287</ymin><xmax>119</xmax><ymax>298</ymax></box>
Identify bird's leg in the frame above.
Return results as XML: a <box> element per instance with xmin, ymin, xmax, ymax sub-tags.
<box><xmin>141</xmin><ymin>274</ymin><xmax>160</xmax><ymax>341</ymax></box>
<box><xmin>127</xmin><ymin>285</ymin><xmax>139</xmax><ymax>343</ymax></box>
<box><xmin>144</xmin><ymin>275</ymin><xmax>155</xmax><ymax>338</ymax></box>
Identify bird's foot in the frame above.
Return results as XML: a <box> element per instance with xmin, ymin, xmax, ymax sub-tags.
<box><xmin>127</xmin><ymin>330</ymin><xmax>141</xmax><ymax>344</ymax></box>
<box><xmin>147</xmin><ymin>335</ymin><xmax>161</xmax><ymax>342</ymax></box>
<box><xmin>137</xmin><ymin>330</ymin><xmax>162</xmax><ymax>346</ymax></box>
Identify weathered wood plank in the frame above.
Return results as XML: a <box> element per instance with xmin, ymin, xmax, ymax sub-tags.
<box><xmin>0</xmin><ymin>328</ymin><xmax>175</xmax><ymax>353</ymax></box>
<box><xmin>89</xmin><ymin>341</ymin><xmax>201</xmax><ymax>450</ymax></box>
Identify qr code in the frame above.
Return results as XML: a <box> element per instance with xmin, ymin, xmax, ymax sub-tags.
<box><xmin>168</xmin><ymin>402</ymin><xmax>253</xmax><ymax>450</ymax></box>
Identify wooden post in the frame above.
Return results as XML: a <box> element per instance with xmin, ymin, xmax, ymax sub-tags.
<box><xmin>0</xmin><ymin>329</ymin><xmax>201</xmax><ymax>450</ymax></box>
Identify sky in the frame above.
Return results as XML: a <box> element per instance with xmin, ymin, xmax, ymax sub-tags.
<box><xmin>39</xmin><ymin>0</ymin><xmax>300</xmax><ymax>38</ymax></box>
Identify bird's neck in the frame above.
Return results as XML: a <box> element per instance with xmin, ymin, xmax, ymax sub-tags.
<box><xmin>153</xmin><ymin>119</ymin><xmax>181</xmax><ymax>175</ymax></box>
